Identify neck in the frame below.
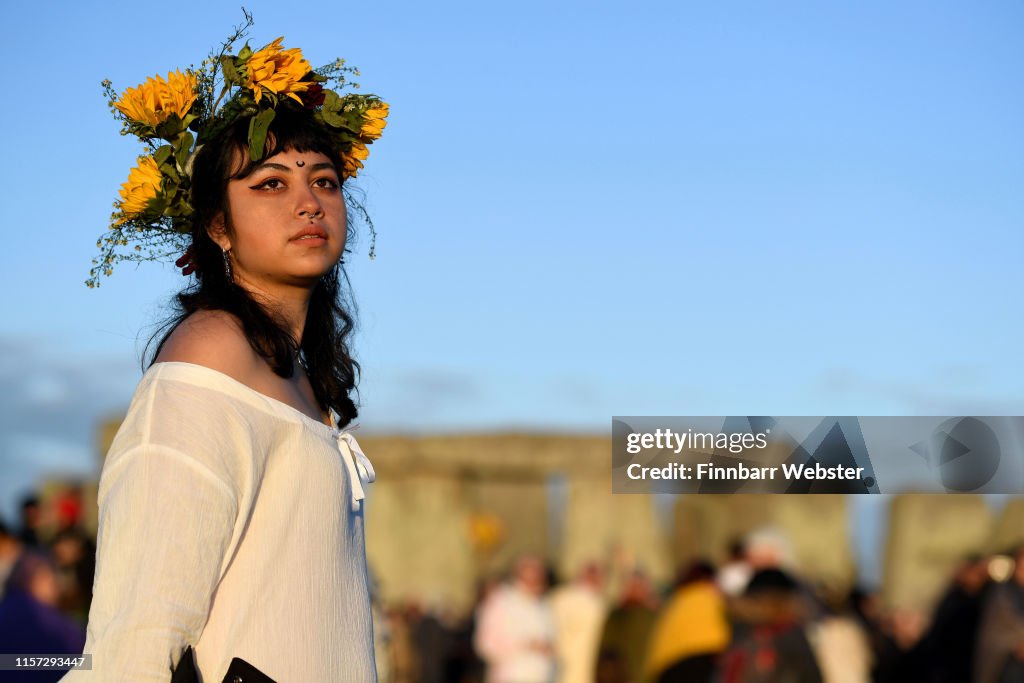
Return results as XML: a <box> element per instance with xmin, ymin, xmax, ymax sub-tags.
<box><xmin>276</xmin><ymin>291</ymin><xmax>311</xmax><ymax>343</ymax></box>
<box><xmin>235</xmin><ymin>276</ymin><xmax>313</xmax><ymax>343</ymax></box>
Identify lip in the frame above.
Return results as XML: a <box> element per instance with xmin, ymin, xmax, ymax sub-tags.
<box><xmin>290</xmin><ymin>226</ymin><xmax>328</xmax><ymax>243</ymax></box>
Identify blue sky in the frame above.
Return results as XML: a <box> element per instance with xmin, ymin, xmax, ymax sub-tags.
<box><xmin>1</xmin><ymin>1</ymin><xmax>1021</xmax><ymax>571</ymax></box>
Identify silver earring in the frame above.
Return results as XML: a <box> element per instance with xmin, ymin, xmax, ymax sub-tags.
<box><xmin>222</xmin><ymin>249</ymin><xmax>233</xmax><ymax>281</ymax></box>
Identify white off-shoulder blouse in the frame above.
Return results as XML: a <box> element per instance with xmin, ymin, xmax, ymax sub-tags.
<box><xmin>60</xmin><ymin>361</ymin><xmax>377</xmax><ymax>682</ymax></box>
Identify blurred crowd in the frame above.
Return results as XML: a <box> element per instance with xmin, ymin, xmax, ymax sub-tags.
<box><xmin>6</xmin><ymin>491</ymin><xmax>1024</xmax><ymax>683</ymax></box>
<box><xmin>0</xmin><ymin>488</ymin><xmax>93</xmax><ymax>682</ymax></box>
<box><xmin>379</xmin><ymin>529</ymin><xmax>1024</xmax><ymax>683</ymax></box>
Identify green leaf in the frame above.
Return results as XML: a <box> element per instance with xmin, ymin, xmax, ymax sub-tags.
<box><xmin>320</xmin><ymin>90</ymin><xmax>351</xmax><ymax>128</ymax></box>
<box><xmin>220</xmin><ymin>55</ymin><xmax>240</xmax><ymax>84</ymax></box>
<box><xmin>323</xmin><ymin>91</ymin><xmax>348</xmax><ymax>118</ymax></box>
<box><xmin>320</xmin><ymin>109</ymin><xmax>347</xmax><ymax>128</ymax></box>
<box><xmin>177</xmin><ymin>199</ymin><xmax>194</xmax><ymax>217</ymax></box>
<box><xmin>165</xmin><ymin>196</ymin><xmax>192</xmax><ymax>217</ymax></box>
<box><xmin>248</xmin><ymin>108</ymin><xmax>276</xmax><ymax>161</ymax></box>
<box><xmin>148</xmin><ymin>194</ymin><xmax>169</xmax><ymax>214</ymax></box>
<box><xmin>153</xmin><ymin>145</ymin><xmax>173</xmax><ymax>166</ymax></box>
<box><xmin>155</xmin><ymin>114</ymin><xmax>185</xmax><ymax>140</ymax></box>
<box><xmin>174</xmin><ymin>132</ymin><xmax>195</xmax><ymax>170</ymax></box>
<box><xmin>154</xmin><ymin>145</ymin><xmax>179</xmax><ymax>182</ymax></box>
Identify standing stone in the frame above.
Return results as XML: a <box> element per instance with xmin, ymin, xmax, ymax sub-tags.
<box><xmin>562</xmin><ymin>476</ymin><xmax>672</xmax><ymax>589</ymax></box>
<box><xmin>989</xmin><ymin>497</ymin><xmax>1024</xmax><ymax>553</ymax></box>
<box><xmin>366</xmin><ymin>474</ymin><xmax>476</xmax><ymax>612</ymax></box>
<box><xmin>883</xmin><ymin>494</ymin><xmax>992</xmax><ymax>612</ymax></box>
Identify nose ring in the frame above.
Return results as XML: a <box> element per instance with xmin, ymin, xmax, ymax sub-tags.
<box><xmin>300</xmin><ymin>209</ymin><xmax>322</xmax><ymax>221</ymax></box>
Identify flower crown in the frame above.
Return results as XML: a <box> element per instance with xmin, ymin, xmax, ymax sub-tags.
<box><xmin>89</xmin><ymin>13</ymin><xmax>388</xmax><ymax>288</ymax></box>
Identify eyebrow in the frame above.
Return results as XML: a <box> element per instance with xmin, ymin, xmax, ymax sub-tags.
<box><xmin>252</xmin><ymin>161</ymin><xmax>338</xmax><ymax>173</ymax></box>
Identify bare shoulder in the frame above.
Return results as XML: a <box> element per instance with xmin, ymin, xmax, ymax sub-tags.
<box><xmin>154</xmin><ymin>309</ymin><xmax>261</xmax><ymax>382</ymax></box>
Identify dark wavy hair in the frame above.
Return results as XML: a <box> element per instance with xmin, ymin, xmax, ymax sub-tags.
<box><xmin>148</xmin><ymin>104</ymin><xmax>360</xmax><ymax>426</ymax></box>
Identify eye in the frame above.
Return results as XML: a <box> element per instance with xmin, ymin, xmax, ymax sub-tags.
<box><xmin>313</xmin><ymin>176</ymin><xmax>340</xmax><ymax>190</ymax></box>
<box><xmin>250</xmin><ymin>178</ymin><xmax>284</xmax><ymax>191</ymax></box>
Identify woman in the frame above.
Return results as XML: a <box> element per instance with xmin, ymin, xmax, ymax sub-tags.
<box><xmin>643</xmin><ymin>561</ymin><xmax>729</xmax><ymax>683</ymax></box>
<box><xmin>64</xmin><ymin>26</ymin><xmax>387</xmax><ymax>682</ymax></box>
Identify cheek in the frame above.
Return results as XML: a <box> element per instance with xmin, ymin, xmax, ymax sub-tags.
<box><xmin>331</xmin><ymin>198</ymin><xmax>348</xmax><ymax>244</ymax></box>
<box><xmin>224</xmin><ymin>191</ymin><xmax>276</xmax><ymax>254</ymax></box>
<box><xmin>226</xmin><ymin>193</ymin><xmax>267</xmax><ymax>231</ymax></box>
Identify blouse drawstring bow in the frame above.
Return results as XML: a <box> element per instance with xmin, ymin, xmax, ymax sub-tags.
<box><xmin>336</xmin><ymin>430</ymin><xmax>376</xmax><ymax>512</ymax></box>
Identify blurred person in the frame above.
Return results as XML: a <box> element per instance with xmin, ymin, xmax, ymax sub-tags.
<box><xmin>976</xmin><ymin>547</ymin><xmax>1024</xmax><ymax>683</ymax></box>
<box><xmin>848</xmin><ymin>588</ymin><xmax>921</xmax><ymax>683</ymax></box>
<box><xmin>409</xmin><ymin>599</ymin><xmax>454</xmax><ymax>683</ymax></box>
<box><xmin>448</xmin><ymin>578</ymin><xmax>502</xmax><ymax>683</ymax></box>
<box><xmin>912</xmin><ymin>554</ymin><xmax>989</xmax><ymax>683</ymax></box>
<box><xmin>474</xmin><ymin>555</ymin><xmax>557</xmax><ymax>683</ymax></box>
<box><xmin>50</xmin><ymin>527</ymin><xmax>96</xmax><ymax>623</ymax></box>
<box><xmin>550</xmin><ymin>562</ymin><xmax>607</xmax><ymax>683</ymax></box>
<box><xmin>718</xmin><ymin>539</ymin><xmax>752</xmax><ymax>598</ymax></box>
<box><xmin>63</xmin><ymin>26</ymin><xmax>389</xmax><ymax>681</ymax></box>
<box><xmin>644</xmin><ymin>561</ymin><xmax>730</xmax><ymax>683</ymax></box>
<box><xmin>808</xmin><ymin>584</ymin><xmax>872</xmax><ymax>683</ymax></box>
<box><xmin>386</xmin><ymin>604</ymin><xmax>419</xmax><ymax>683</ymax></box>
<box><xmin>717</xmin><ymin>568</ymin><xmax>823</xmax><ymax>683</ymax></box>
<box><xmin>0</xmin><ymin>520</ymin><xmax>24</xmax><ymax>598</ymax></box>
<box><xmin>735</xmin><ymin>528</ymin><xmax>827</xmax><ymax>638</ymax></box>
<box><xmin>598</xmin><ymin>570</ymin><xmax>660</xmax><ymax>683</ymax></box>
<box><xmin>52</xmin><ymin>486</ymin><xmax>84</xmax><ymax>535</ymax></box>
<box><xmin>744</xmin><ymin>527</ymin><xmax>794</xmax><ymax>571</ymax></box>
<box><xmin>0</xmin><ymin>551</ymin><xmax>86</xmax><ymax>681</ymax></box>
<box><xmin>19</xmin><ymin>494</ymin><xmax>44</xmax><ymax>548</ymax></box>
<box><xmin>878</xmin><ymin>607</ymin><xmax>929</xmax><ymax>683</ymax></box>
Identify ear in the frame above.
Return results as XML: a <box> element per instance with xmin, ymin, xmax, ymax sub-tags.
<box><xmin>206</xmin><ymin>213</ymin><xmax>231</xmax><ymax>251</ymax></box>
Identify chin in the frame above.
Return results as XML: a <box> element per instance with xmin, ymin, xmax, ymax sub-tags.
<box><xmin>286</xmin><ymin>270</ymin><xmax>330</xmax><ymax>286</ymax></box>
<box><xmin>307</xmin><ymin>263</ymin><xmax>342</xmax><ymax>280</ymax></box>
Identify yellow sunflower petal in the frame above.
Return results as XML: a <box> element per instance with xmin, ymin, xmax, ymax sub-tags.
<box><xmin>245</xmin><ymin>37</ymin><xmax>313</xmax><ymax>103</ymax></box>
<box><xmin>115</xmin><ymin>70</ymin><xmax>197</xmax><ymax>128</ymax></box>
<box><xmin>116</xmin><ymin>156</ymin><xmax>162</xmax><ymax>223</ymax></box>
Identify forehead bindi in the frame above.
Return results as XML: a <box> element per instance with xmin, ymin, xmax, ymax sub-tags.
<box><xmin>250</xmin><ymin>160</ymin><xmax>336</xmax><ymax>174</ymax></box>
<box><xmin>254</xmin><ymin>151</ymin><xmax>336</xmax><ymax>174</ymax></box>
<box><xmin>228</xmin><ymin>147</ymin><xmax>337</xmax><ymax>179</ymax></box>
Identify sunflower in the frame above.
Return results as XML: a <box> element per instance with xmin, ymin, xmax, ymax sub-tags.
<box><xmin>359</xmin><ymin>102</ymin><xmax>389</xmax><ymax>141</ymax></box>
<box><xmin>115</xmin><ymin>70</ymin><xmax>198</xmax><ymax>128</ymax></box>
<box><xmin>245</xmin><ymin>37</ymin><xmax>313</xmax><ymax>104</ymax></box>
<box><xmin>116</xmin><ymin>156</ymin><xmax>162</xmax><ymax>222</ymax></box>
<box><xmin>340</xmin><ymin>142</ymin><xmax>370</xmax><ymax>180</ymax></box>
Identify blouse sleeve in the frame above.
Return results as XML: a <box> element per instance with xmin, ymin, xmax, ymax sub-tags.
<box><xmin>60</xmin><ymin>370</ymin><xmax>254</xmax><ymax>682</ymax></box>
